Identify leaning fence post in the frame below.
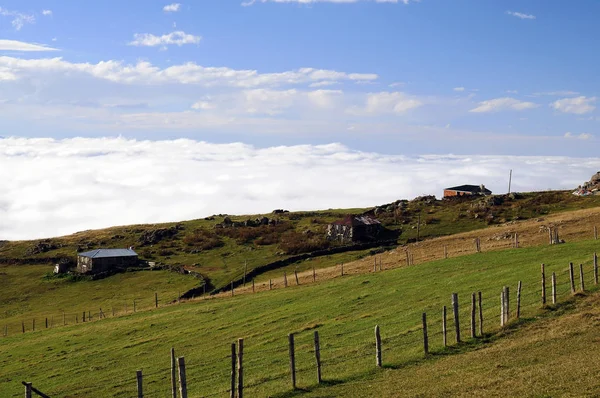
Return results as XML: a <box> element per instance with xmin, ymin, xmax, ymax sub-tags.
<box><xmin>442</xmin><ymin>306</ymin><xmax>447</xmax><ymax>347</ymax></box>
<box><xmin>422</xmin><ymin>313</ymin><xmax>429</xmax><ymax>355</ymax></box>
<box><xmin>136</xmin><ymin>370</ymin><xmax>143</xmax><ymax>398</ymax></box>
<box><xmin>569</xmin><ymin>262</ymin><xmax>576</xmax><ymax>294</ymax></box>
<box><xmin>478</xmin><ymin>291</ymin><xmax>483</xmax><ymax>336</ymax></box>
<box><xmin>375</xmin><ymin>325</ymin><xmax>382</xmax><ymax>367</ymax></box>
<box><xmin>452</xmin><ymin>293</ymin><xmax>460</xmax><ymax>343</ymax></box>
<box><xmin>24</xmin><ymin>382</ymin><xmax>32</xmax><ymax>398</ymax></box>
<box><xmin>552</xmin><ymin>272</ymin><xmax>557</xmax><ymax>304</ymax></box>
<box><xmin>294</xmin><ymin>270</ymin><xmax>299</xmax><ymax>286</ymax></box>
<box><xmin>594</xmin><ymin>252</ymin><xmax>598</xmax><ymax>285</ymax></box>
<box><xmin>579</xmin><ymin>263</ymin><xmax>585</xmax><ymax>292</ymax></box>
<box><xmin>314</xmin><ymin>331</ymin><xmax>322</xmax><ymax>384</ymax></box>
<box><xmin>237</xmin><ymin>338</ymin><xmax>244</xmax><ymax>398</ymax></box>
<box><xmin>284</xmin><ymin>272</ymin><xmax>288</xmax><ymax>288</ymax></box>
<box><xmin>470</xmin><ymin>293</ymin><xmax>476</xmax><ymax>338</ymax></box>
<box><xmin>168</xmin><ymin>348</ymin><xmax>176</xmax><ymax>398</ymax></box>
<box><xmin>516</xmin><ymin>281</ymin><xmax>522</xmax><ymax>319</ymax></box>
<box><xmin>541</xmin><ymin>263</ymin><xmax>546</xmax><ymax>306</ymax></box>
<box><xmin>230</xmin><ymin>343</ymin><xmax>236</xmax><ymax>398</ymax></box>
<box><xmin>288</xmin><ymin>333</ymin><xmax>296</xmax><ymax>389</ymax></box>
<box><xmin>178</xmin><ymin>357</ymin><xmax>188</xmax><ymax>398</ymax></box>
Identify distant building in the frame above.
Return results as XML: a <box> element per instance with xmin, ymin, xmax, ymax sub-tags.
<box><xmin>443</xmin><ymin>184</ymin><xmax>492</xmax><ymax>198</ymax></box>
<box><xmin>327</xmin><ymin>215</ymin><xmax>382</xmax><ymax>244</ymax></box>
<box><xmin>76</xmin><ymin>248</ymin><xmax>139</xmax><ymax>274</ymax></box>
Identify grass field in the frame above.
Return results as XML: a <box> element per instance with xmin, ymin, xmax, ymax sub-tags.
<box><xmin>1</xmin><ymin>236</ymin><xmax>599</xmax><ymax>397</ymax></box>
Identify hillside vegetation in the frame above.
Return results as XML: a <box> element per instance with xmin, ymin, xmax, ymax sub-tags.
<box><xmin>1</xmin><ymin>191</ymin><xmax>600</xmax><ymax>291</ymax></box>
<box><xmin>1</xmin><ymin>236</ymin><xmax>599</xmax><ymax>397</ymax></box>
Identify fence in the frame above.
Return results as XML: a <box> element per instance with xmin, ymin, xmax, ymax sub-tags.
<box><xmin>18</xmin><ymin>250</ymin><xmax>600</xmax><ymax>397</ymax></box>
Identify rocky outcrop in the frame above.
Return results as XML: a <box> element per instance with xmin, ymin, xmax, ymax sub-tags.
<box><xmin>26</xmin><ymin>240</ymin><xmax>59</xmax><ymax>255</ymax></box>
<box><xmin>139</xmin><ymin>225</ymin><xmax>183</xmax><ymax>245</ymax></box>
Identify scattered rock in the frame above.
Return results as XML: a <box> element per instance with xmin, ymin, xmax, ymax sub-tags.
<box><xmin>139</xmin><ymin>226</ymin><xmax>180</xmax><ymax>245</ymax></box>
<box><xmin>26</xmin><ymin>240</ymin><xmax>59</xmax><ymax>255</ymax></box>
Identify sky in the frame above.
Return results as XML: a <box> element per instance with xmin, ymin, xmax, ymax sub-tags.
<box><xmin>0</xmin><ymin>1</ymin><xmax>599</xmax><ymax>239</ymax></box>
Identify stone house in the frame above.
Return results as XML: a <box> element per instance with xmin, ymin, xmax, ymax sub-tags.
<box><xmin>76</xmin><ymin>248</ymin><xmax>139</xmax><ymax>274</ymax></box>
<box><xmin>327</xmin><ymin>215</ymin><xmax>382</xmax><ymax>244</ymax></box>
<box><xmin>443</xmin><ymin>184</ymin><xmax>492</xmax><ymax>198</ymax></box>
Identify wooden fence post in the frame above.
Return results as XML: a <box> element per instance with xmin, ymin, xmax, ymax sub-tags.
<box><xmin>375</xmin><ymin>325</ymin><xmax>382</xmax><ymax>367</ymax></box>
<box><xmin>405</xmin><ymin>251</ymin><xmax>410</xmax><ymax>266</ymax></box>
<box><xmin>442</xmin><ymin>306</ymin><xmax>447</xmax><ymax>347</ymax></box>
<box><xmin>314</xmin><ymin>331</ymin><xmax>322</xmax><ymax>384</ymax></box>
<box><xmin>379</xmin><ymin>257</ymin><xmax>383</xmax><ymax>271</ymax></box>
<box><xmin>500</xmin><ymin>290</ymin><xmax>505</xmax><ymax>327</ymax></box>
<box><xmin>552</xmin><ymin>272</ymin><xmax>557</xmax><ymax>304</ymax></box>
<box><xmin>177</xmin><ymin>357</ymin><xmax>188</xmax><ymax>398</ymax></box>
<box><xmin>294</xmin><ymin>270</ymin><xmax>299</xmax><ymax>286</ymax></box>
<box><xmin>230</xmin><ymin>343</ymin><xmax>236</xmax><ymax>398</ymax></box>
<box><xmin>516</xmin><ymin>281</ymin><xmax>522</xmax><ymax>319</ymax></box>
<box><xmin>541</xmin><ymin>263</ymin><xmax>546</xmax><ymax>306</ymax></box>
<box><xmin>231</xmin><ymin>281</ymin><xmax>234</xmax><ymax>297</ymax></box>
<box><xmin>470</xmin><ymin>293</ymin><xmax>476</xmax><ymax>338</ymax></box>
<box><xmin>133</xmin><ymin>300</ymin><xmax>136</xmax><ymax>313</ymax></box>
<box><xmin>269</xmin><ymin>279</ymin><xmax>272</xmax><ymax>290</ymax></box>
<box><xmin>478</xmin><ymin>291</ymin><xmax>483</xmax><ymax>336</ymax></box>
<box><xmin>171</xmin><ymin>348</ymin><xmax>177</xmax><ymax>398</ymax></box>
<box><xmin>452</xmin><ymin>293</ymin><xmax>460</xmax><ymax>343</ymax></box>
<box><xmin>594</xmin><ymin>252</ymin><xmax>598</xmax><ymax>285</ymax></box>
<box><xmin>82</xmin><ymin>311</ymin><xmax>85</xmax><ymax>322</ymax></box>
<box><xmin>548</xmin><ymin>227</ymin><xmax>553</xmax><ymax>245</ymax></box>
<box><xmin>313</xmin><ymin>267</ymin><xmax>316</xmax><ymax>282</ymax></box>
<box><xmin>237</xmin><ymin>338</ymin><xmax>244</xmax><ymax>398</ymax></box>
<box><xmin>155</xmin><ymin>293</ymin><xmax>158</xmax><ymax>308</ymax></box>
<box><xmin>504</xmin><ymin>286</ymin><xmax>510</xmax><ymax>322</ymax></box>
<box><xmin>579</xmin><ymin>263</ymin><xmax>585</xmax><ymax>292</ymax></box>
<box><xmin>514</xmin><ymin>233</ymin><xmax>519</xmax><ymax>248</ymax></box>
<box><xmin>284</xmin><ymin>272</ymin><xmax>288</xmax><ymax>288</ymax></box>
<box><xmin>288</xmin><ymin>333</ymin><xmax>296</xmax><ymax>389</ymax></box>
<box><xmin>422</xmin><ymin>313</ymin><xmax>429</xmax><ymax>355</ymax></box>
<box><xmin>22</xmin><ymin>321</ymin><xmax>25</xmax><ymax>334</ymax></box>
<box><xmin>252</xmin><ymin>279</ymin><xmax>255</xmax><ymax>293</ymax></box>
<box><xmin>45</xmin><ymin>318</ymin><xmax>48</xmax><ymax>329</ymax></box>
<box><xmin>341</xmin><ymin>263</ymin><xmax>344</xmax><ymax>276</ymax></box>
<box><xmin>24</xmin><ymin>382</ymin><xmax>32</xmax><ymax>398</ymax></box>
<box><xmin>136</xmin><ymin>370</ymin><xmax>143</xmax><ymax>398</ymax></box>
<box><xmin>32</xmin><ymin>319</ymin><xmax>35</xmax><ymax>331</ymax></box>
<box><xmin>374</xmin><ymin>257</ymin><xmax>377</xmax><ymax>272</ymax></box>
<box><xmin>444</xmin><ymin>245</ymin><xmax>448</xmax><ymax>259</ymax></box>
<box><xmin>595</xmin><ymin>226</ymin><xmax>598</xmax><ymax>240</ymax></box>
<box><xmin>569</xmin><ymin>262</ymin><xmax>575</xmax><ymax>294</ymax></box>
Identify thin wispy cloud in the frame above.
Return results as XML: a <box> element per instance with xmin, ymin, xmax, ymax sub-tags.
<box><xmin>163</xmin><ymin>3</ymin><xmax>181</xmax><ymax>12</ymax></box>
<box><xmin>470</xmin><ymin>97</ymin><xmax>538</xmax><ymax>113</ymax></box>
<box><xmin>453</xmin><ymin>87</ymin><xmax>465</xmax><ymax>92</ymax></box>
<box><xmin>0</xmin><ymin>7</ymin><xmax>35</xmax><ymax>30</ymax></box>
<box><xmin>42</xmin><ymin>10</ymin><xmax>53</xmax><ymax>16</ymax></box>
<box><xmin>242</xmin><ymin>0</ymin><xmax>419</xmax><ymax>6</ymax></box>
<box><xmin>0</xmin><ymin>137</ymin><xmax>597</xmax><ymax>240</ymax></box>
<box><xmin>128</xmin><ymin>31</ymin><xmax>201</xmax><ymax>47</ymax></box>
<box><xmin>564</xmin><ymin>132</ymin><xmax>594</xmax><ymax>140</ymax></box>
<box><xmin>506</xmin><ymin>11</ymin><xmax>536</xmax><ymax>20</ymax></box>
<box><xmin>0</xmin><ymin>39</ymin><xmax>58</xmax><ymax>52</ymax></box>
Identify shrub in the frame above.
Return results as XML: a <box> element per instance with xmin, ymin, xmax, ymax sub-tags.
<box><xmin>278</xmin><ymin>231</ymin><xmax>330</xmax><ymax>255</ymax></box>
<box><xmin>183</xmin><ymin>229</ymin><xmax>224</xmax><ymax>251</ymax></box>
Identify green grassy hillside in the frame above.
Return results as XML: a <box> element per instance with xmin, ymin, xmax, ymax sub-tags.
<box><xmin>1</xmin><ymin>237</ymin><xmax>599</xmax><ymax>397</ymax></box>
<box><xmin>1</xmin><ymin>191</ymin><xmax>599</xmax><ymax>291</ymax></box>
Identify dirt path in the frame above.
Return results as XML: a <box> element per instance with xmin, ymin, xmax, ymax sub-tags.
<box><xmin>209</xmin><ymin>206</ymin><xmax>600</xmax><ymax>299</ymax></box>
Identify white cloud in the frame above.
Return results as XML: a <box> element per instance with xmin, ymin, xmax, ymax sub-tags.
<box><xmin>0</xmin><ymin>137</ymin><xmax>598</xmax><ymax>240</ymax></box>
<box><xmin>309</xmin><ymin>81</ymin><xmax>339</xmax><ymax>87</ymax></box>
<box><xmin>0</xmin><ymin>7</ymin><xmax>35</xmax><ymax>30</ymax></box>
<box><xmin>533</xmin><ymin>90</ymin><xmax>579</xmax><ymax>97</ymax></box>
<box><xmin>42</xmin><ymin>10</ymin><xmax>52</xmax><ymax>16</ymax></box>
<box><xmin>453</xmin><ymin>87</ymin><xmax>465</xmax><ymax>92</ymax></box>
<box><xmin>551</xmin><ymin>96</ymin><xmax>596</xmax><ymax>115</ymax></box>
<box><xmin>242</xmin><ymin>0</ymin><xmax>419</xmax><ymax>5</ymax></box>
<box><xmin>163</xmin><ymin>3</ymin><xmax>181</xmax><ymax>12</ymax></box>
<box><xmin>470</xmin><ymin>97</ymin><xmax>539</xmax><ymax>113</ymax></box>
<box><xmin>389</xmin><ymin>82</ymin><xmax>405</xmax><ymax>88</ymax></box>
<box><xmin>564</xmin><ymin>132</ymin><xmax>594</xmax><ymax>140</ymax></box>
<box><xmin>505</xmin><ymin>90</ymin><xmax>518</xmax><ymax>94</ymax></box>
<box><xmin>0</xmin><ymin>56</ymin><xmax>378</xmax><ymax>87</ymax></box>
<box><xmin>129</xmin><ymin>31</ymin><xmax>201</xmax><ymax>47</ymax></box>
<box><xmin>0</xmin><ymin>39</ymin><xmax>58</xmax><ymax>52</ymax></box>
<box><xmin>349</xmin><ymin>91</ymin><xmax>423</xmax><ymax>115</ymax></box>
<box><xmin>506</xmin><ymin>11</ymin><xmax>536</xmax><ymax>20</ymax></box>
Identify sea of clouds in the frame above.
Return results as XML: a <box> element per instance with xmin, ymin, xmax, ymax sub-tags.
<box><xmin>0</xmin><ymin>137</ymin><xmax>598</xmax><ymax>240</ymax></box>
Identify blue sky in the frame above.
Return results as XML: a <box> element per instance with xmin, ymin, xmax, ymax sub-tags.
<box><xmin>0</xmin><ymin>0</ymin><xmax>599</xmax><ymax>155</ymax></box>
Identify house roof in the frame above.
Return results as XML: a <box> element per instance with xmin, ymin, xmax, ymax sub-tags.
<box><xmin>445</xmin><ymin>185</ymin><xmax>492</xmax><ymax>194</ymax></box>
<box><xmin>77</xmin><ymin>248</ymin><xmax>138</xmax><ymax>258</ymax></box>
<box><xmin>332</xmin><ymin>215</ymin><xmax>381</xmax><ymax>227</ymax></box>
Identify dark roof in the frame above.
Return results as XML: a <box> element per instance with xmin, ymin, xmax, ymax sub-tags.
<box><xmin>332</xmin><ymin>215</ymin><xmax>381</xmax><ymax>227</ymax></box>
<box><xmin>445</xmin><ymin>185</ymin><xmax>492</xmax><ymax>194</ymax></box>
<box><xmin>77</xmin><ymin>248</ymin><xmax>138</xmax><ymax>258</ymax></box>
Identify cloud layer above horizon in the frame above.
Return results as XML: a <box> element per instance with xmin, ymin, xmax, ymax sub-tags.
<box><xmin>0</xmin><ymin>137</ymin><xmax>597</xmax><ymax>240</ymax></box>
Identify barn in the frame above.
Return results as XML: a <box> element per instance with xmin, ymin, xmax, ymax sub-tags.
<box><xmin>443</xmin><ymin>184</ymin><xmax>492</xmax><ymax>198</ymax></box>
<box><xmin>76</xmin><ymin>248</ymin><xmax>139</xmax><ymax>274</ymax></box>
<box><xmin>327</xmin><ymin>215</ymin><xmax>382</xmax><ymax>244</ymax></box>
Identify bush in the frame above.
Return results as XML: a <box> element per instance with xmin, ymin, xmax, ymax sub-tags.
<box><xmin>183</xmin><ymin>229</ymin><xmax>224</xmax><ymax>251</ymax></box>
<box><xmin>278</xmin><ymin>231</ymin><xmax>331</xmax><ymax>255</ymax></box>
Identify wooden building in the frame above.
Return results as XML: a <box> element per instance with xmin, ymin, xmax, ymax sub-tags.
<box><xmin>327</xmin><ymin>215</ymin><xmax>382</xmax><ymax>244</ymax></box>
<box><xmin>76</xmin><ymin>248</ymin><xmax>139</xmax><ymax>274</ymax></box>
<box><xmin>443</xmin><ymin>184</ymin><xmax>492</xmax><ymax>198</ymax></box>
